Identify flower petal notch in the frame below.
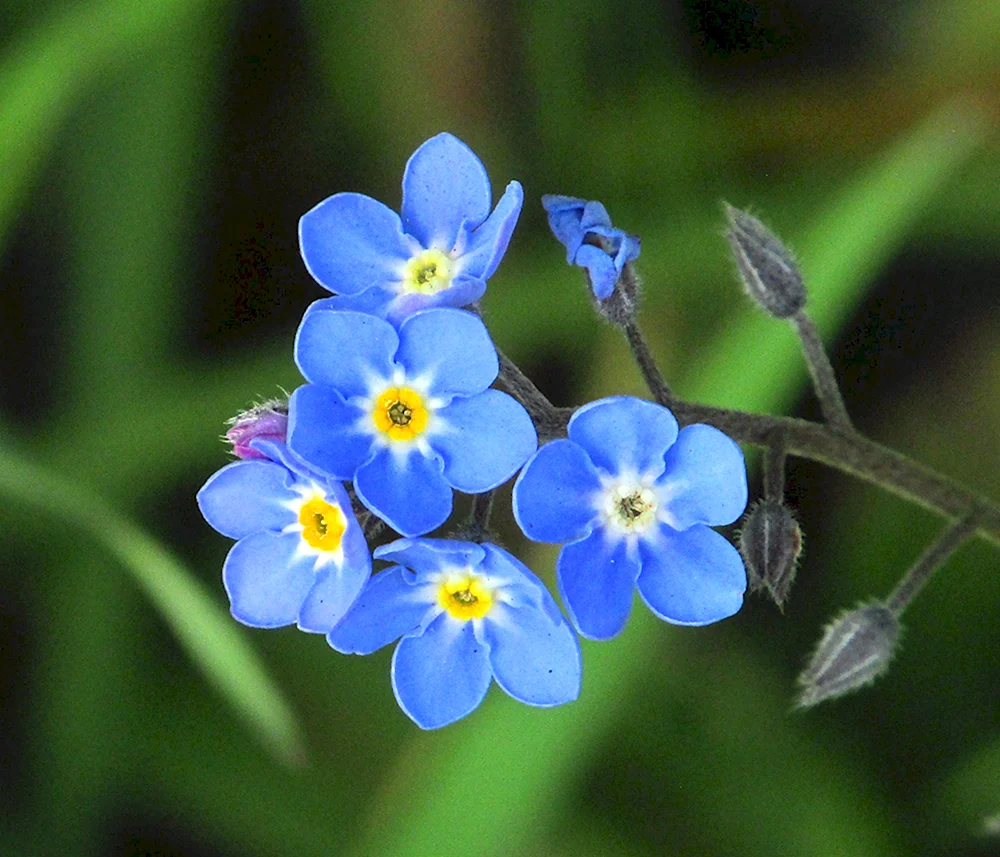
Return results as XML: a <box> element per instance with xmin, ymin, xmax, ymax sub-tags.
<box><xmin>542</xmin><ymin>195</ymin><xmax>640</xmax><ymax>300</ymax></box>
<box><xmin>196</xmin><ymin>440</ymin><xmax>371</xmax><ymax>633</ymax></box>
<box><xmin>288</xmin><ymin>307</ymin><xmax>537</xmax><ymax>537</ymax></box>
<box><xmin>299</xmin><ymin>133</ymin><xmax>523</xmax><ymax>324</ymax></box>
<box><xmin>328</xmin><ymin>538</ymin><xmax>582</xmax><ymax>729</ymax></box>
<box><xmin>513</xmin><ymin>395</ymin><xmax>748</xmax><ymax>640</ymax></box>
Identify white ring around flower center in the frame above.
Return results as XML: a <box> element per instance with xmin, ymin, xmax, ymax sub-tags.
<box><xmin>601</xmin><ymin>479</ymin><xmax>658</xmax><ymax>535</ymax></box>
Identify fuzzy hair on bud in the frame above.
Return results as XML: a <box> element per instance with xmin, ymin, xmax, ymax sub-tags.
<box><xmin>740</xmin><ymin>498</ymin><xmax>802</xmax><ymax>609</ymax></box>
<box><xmin>797</xmin><ymin>602</ymin><xmax>900</xmax><ymax>708</ymax></box>
<box><xmin>724</xmin><ymin>204</ymin><xmax>807</xmax><ymax>319</ymax></box>
<box><xmin>225</xmin><ymin>398</ymin><xmax>289</xmax><ymax>460</ymax></box>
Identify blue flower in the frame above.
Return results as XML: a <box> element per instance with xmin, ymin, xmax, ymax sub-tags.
<box><xmin>287</xmin><ymin>306</ymin><xmax>537</xmax><ymax>537</ymax></box>
<box><xmin>197</xmin><ymin>439</ymin><xmax>371</xmax><ymax>632</ymax></box>
<box><xmin>299</xmin><ymin>133</ymin><xmax>523</xmax><ymax>324</ymax></box>
<box><xmin>542</xmin><ymin>194</ymin><xmax>640</xmax><ymax>300</ymax></box>
<box><xmin>512</xmin><ymin>396</ymin><xmax>747</xmax><ymax>640</ymax></box>
<box><xmin>328</xmin><ymin>538</ymin><xmax>581</xmax><ymax>729</ymax></box>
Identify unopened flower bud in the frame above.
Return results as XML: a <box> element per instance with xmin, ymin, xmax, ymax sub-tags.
<box><xmin>797</xmin><ymin>602</ymin><xmax>900</xmax><ymax>708</ymax></box>
<box><xmin>724</xmin><ymin>204</ymin><xmax>806</xmax><ymax>318</ymax></box>
<box><xmin>740</xmin><ymin>499</ymin><xmax>802</xmax><ymax>609</ymax></box>
<box><xmin>225</xmin><ymin>398</ymin><xmax>288</xmax><ymax>460</ymax></box>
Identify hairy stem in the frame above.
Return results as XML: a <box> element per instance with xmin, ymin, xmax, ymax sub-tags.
<box><xmin>497</xmin><ymin>370</ymin><xmax>1000</xmax><ymax>549</ymax></box>
<box><xmin>885</xmin><ymin>511</ymin><xmax>982</xmax><ymax>616</ymax></box>
<box><xmin>791</xmin><ymin>310</ymin><xmax>854</xmax><ymax>432</ymax></box>
<box><xmin>622</xmin><ymin>318</ymin><xmax>675</xmax><ymax>406</ymax></box>
<box><xmin>454</xmin><ymin>490</ymin><xmax>496</xmax><ymax>544</ymax></box>
<box><xmin>495</xmin><ymin>348</ymin><xmax>567</xmax><ymax>442</ymax></box>
<box><xmin>763</xmin><ymin>443</ymin><xmax>787</xmax><ymax>502</ymax></box>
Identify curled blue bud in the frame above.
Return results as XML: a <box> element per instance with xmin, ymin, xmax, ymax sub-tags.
<box><xmin>542</xmin><ymin>195</ymin><xmax>640</xmax><ymax>300</ymax></box>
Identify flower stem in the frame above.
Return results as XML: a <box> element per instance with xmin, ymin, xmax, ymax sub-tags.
<box><xmin>495</xmin><ymin>348</ymin><xmax>570</xmax><ymax>441</ymax></box>
<box><xmin>455</xmin><ymin>490</ymin><xmax>496</xmax><ymax>544</ymax></box>
<box><xmin>763</xmin><ymin>442</ymin><xmax>787</xmax><ymax>501</ymax></box>
<box><xmin>885</xmin><ymin>510</ymin><xmax>982</xmax><ymax>616</ymax></box>
<box><xmin>621</xmin><ymin>318</ymin><xmax>675</xmax><ymax>406</ymax></box>
<box><xmin>494</xmin><ymin>345</ymin><xmax>1000</xmax><ymax>551</ymax></box>
<box><xmin>791</xmin><ymin>310</ymin><xmax>854</xmax><ymax>432</ymax></box>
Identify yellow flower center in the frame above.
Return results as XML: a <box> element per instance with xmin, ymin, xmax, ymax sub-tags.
<box><xmin>298</xmin><ymin>496</ymin><xmax>347</xmax><ymax>551</ymax></box>
<box><xmin>605</xmin><ymin>484</ymin><xmax>657</xmax><ymax>534</ymax></box>
<box><xmin>402</xmin><ymin>249</ymin><xmax>453</xmax><ymax>294</ymax></box>
<box><xmin>372</xmin><ymin>387</ymin><xmax>429</xmax><ymax>441</ymax></box>
<box><xmin>437</xmin><ymin>574</ymin><xmax>494</xmax><ymax>621</ymax></box>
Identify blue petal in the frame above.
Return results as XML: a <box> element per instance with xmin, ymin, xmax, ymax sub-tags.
<box><xmin>395</xmin><ymin>308</ymin><xmax>497</xmax><ymax>397</ymax></box>
<box><xmin>223</xmin><ymin>531</ymin><xmax>317</xmax><ymax>628</ymax></box>
<box><xmin>636</xmin><ymin>523</ymin><xmax>746</xmax><ymax>625</ymax></box>
<box><xmin>327</xmin><ymin>566</ymin><xmax>433</xmax><ymax>654</ymax></box>
<box><xmin>391</xmin><ymin>614</ymin><xmax>493</xmax><ymax>729</ymax></box>
<box><xmin>478</xmin><ymin>543</ymin><xmax>547</xmax><ymax>604</ymax></box>
<box><xmin>542</xmin><ymin>195</ymin><xmax>589</xmax><ymax>261</ymax></box>
<box><xmin>302</xmin><ymin>290</ymin><xmax>394</xmax><ymax>324</ymax></box>
<box><xmin>250</xmin><ymin>439</ymin><xmax>334</xmax><ymax>487</ymax></box>
<box><xmin>287</xmin><ymin>385</ymin><xmax>373</xmax><ymax>480</ymax></box>
<box><xmin>556</xmin><ymin>529</ymin><xmax>640</xmax><ymax>640</ymax></box>
<box><xmin>197</xmin><ymin>460</ymin><xmax>297</xmax><ymax>540</ymax></box>
<box><xmin>294</xmin><ymin>310</ymin><xmax>398</xmax><ymax>398</ymax></box>
<box><xmin>657</xmin><ymin>424</ymin><xmax>748</xmax><ymax>529</ymax></box>
<box><xmin>575</xmin><ymin>243</ymin><xmax>619</xmax><ymax>300</ymax></box>
<box><xmin>433</xmin><ymin>390</ymin><xmax>537</xmax><ymax>493</ymax></box>
<box><xmin>299</xmin><ymin>192</ymin><xmax>415</xmax><ymax>295</ymax></box>
<box><xmin>354</xmin><ymin>447</ymin><xmax>452</xmax><ymax>536</ymax></box>
<box><xmin>375</xmin><ymin>537</ymin><xmax>486</xmax><ymax>574</ymax></box>
<box><xmin>512</xmin><ymin>440</ymin><xmax>601</xmax><ymax>543</ymax></box>
<box><xmin>457</xmin><ymin>180</ymin><xmax>523</xmax><ymax>280</ymax></box>
<box><xmin>384</xmin><ymin>275</ymin><xmax>487</xmax><ymax>324</ymax></box>
<box><xmin>297</xmin><ymin>490</ymin><xmax>372</xmax><ymax>633</ymax></box>
<box><xmin>400</xmin><ymin>133</ymin><xmax>492</xmax><ymax>251</ymax></box>
<box><xmin>568</xmin><ymin>396</ymin><xmax>678</xmax><ymax>478</ymax></box>
<box><xmin>483</xmin><ymin>601</ymin><xmax>581</xmax><ymax>707</ymax></box>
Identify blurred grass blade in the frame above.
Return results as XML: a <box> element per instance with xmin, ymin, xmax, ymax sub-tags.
<box><xmin>344</xmin><ymin>101</ymin><xmax>987</xmax><ymax>857</ymax></box>
<box><xmin>0</xmin><ymin>0</ymin><xmax>216</xmax><ymax>254</ymax></box>
<box><xmin>0</xmin><ymin>443</ymin><xmax>305</xmax><ymax>767</ymax></box>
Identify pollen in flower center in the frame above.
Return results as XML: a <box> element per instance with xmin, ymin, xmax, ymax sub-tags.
<box><xmin>438</xmin><ymin>573</ymin><xmax>493</xmax><ymax>620</ymax></box>
<box><xmin>373</xmin><ymin>387</ymin><xmax>429</xmax><ymax>441</ymax></box>
<box><xmin>298</xmin><ymin>496</ymin><xmax>346</xmax><ymax>551</ymax></box>
<box><xmin>402</xmin><ymin>249</ymin><xmax>453</xmax><ymax>294</ymax></box>
<box><xmin>604</xmin><ymin>483</ymin><xmax>657</xmax><ymax>534</ymax></box>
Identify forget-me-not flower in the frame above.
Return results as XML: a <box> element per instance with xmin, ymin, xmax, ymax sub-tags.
<box><xmin>299</xmin><ymin>133</ymin><xmax>523</xmax><ymax>324</ymax></box>
<box><xmin>542</xmin><ymin>195</ymin><xmax>640</xmax><ymax>300</ymax></box>
<box><xmin>328</xmin><ymin>538</ymin><xmax>582</xmax><ymax>729</ymax></box>
<box><xmin>512</xmin><ymin>396</ymin><xmax>747</xmax><ymax>640</ymax></box>
<box><xmin>288</xmin><ymin>306</ymin><xmax>537</xmax><ymax>537</ymax></box>
<box><xmin>197</xmin><ymin>439</ymin><xmax>371</xmax><ymax>632</ymax></box>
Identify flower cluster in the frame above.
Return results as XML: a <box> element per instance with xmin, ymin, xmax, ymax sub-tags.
<box><xmin>198</xmin><ymin>133</ymin><xmax>749</xmax><ymax>729</ymax></box>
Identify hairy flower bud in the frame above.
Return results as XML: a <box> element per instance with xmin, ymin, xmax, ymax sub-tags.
<box><xmin>797</xmin><ymin>602</ymin><xmax>900</xmax><ymax>708</ymax></box>
<box><xmin>740</xmin><ymin>499</ymin><xmax>802</xmax><ymax>609</ymax></box>
<box><xmin>225</xmin><ymin>398</ymin><xmax>289</xmax><ymax>460</ymax></box>
<box><xmin>724</xmin><ymin>204</ymin><xmax>806</xmax><ymax>318</ymax></box>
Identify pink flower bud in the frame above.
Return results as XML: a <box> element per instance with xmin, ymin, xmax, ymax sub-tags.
<box><xmin>225</xmin><ymin>399</ymin><xmax>288</xmax><ymax>460</ymax></box>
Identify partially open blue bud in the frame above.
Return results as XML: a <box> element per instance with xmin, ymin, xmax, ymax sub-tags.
<box><xmin>542</xmin><ymin>195</ymin><xmax>640</xmax><ymax>301</ymax></box>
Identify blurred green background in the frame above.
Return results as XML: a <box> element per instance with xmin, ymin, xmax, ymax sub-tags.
<box><xmin>2</xmin><ymin>0</ymin><xmax>1000</xmax><ymax>855</ymax></box>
